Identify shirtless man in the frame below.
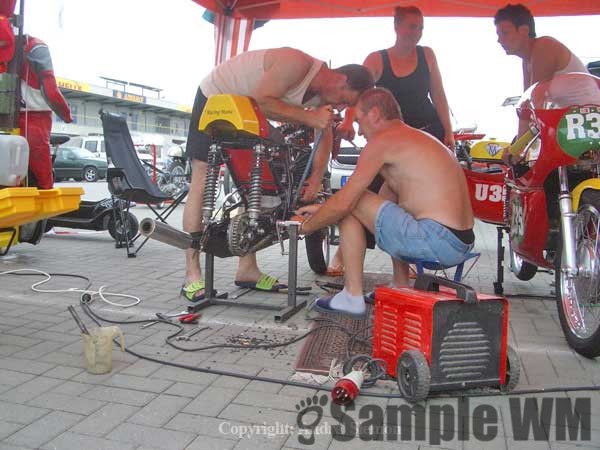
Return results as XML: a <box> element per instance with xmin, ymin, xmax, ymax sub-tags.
<box><xmin>494</xmin><ymin>3</ymin><xmax>589</xmax><ymax>143</ymax></box>
<box><xmin>182</xmin><ymin>47</ymin><xmax>373</xmax><ymax>301</ymax></box>
<box><xmin>295</xmin><ymin>88</ymin><xmax>474</xmax><ymax>319</ymax></box>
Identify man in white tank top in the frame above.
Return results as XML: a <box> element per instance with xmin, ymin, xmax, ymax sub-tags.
<box><xmin>181</xmin><ymin>47</ymin><xmax>373</xmax><ymax>301</ymax></box>
<box><xmin>494</xmin><ymin>4</ymin><xmax>591</xmax><ymax>137</ymax></box>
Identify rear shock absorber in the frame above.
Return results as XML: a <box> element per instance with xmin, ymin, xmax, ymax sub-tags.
<box><xmin>202</xmin><ymin>143</ymin><xmax>221</xmax><ymax>227</ymax></box>
<box><xmin>247</xmin><ymin>142</ymin><xmax>265</xmax><ymax>225</ymax></box>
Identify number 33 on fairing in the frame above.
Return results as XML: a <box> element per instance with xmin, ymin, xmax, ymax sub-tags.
<box><xmin>474</xmin><ymin>184</ymin><xmax>506</xmax><ymax>202</ymax></box>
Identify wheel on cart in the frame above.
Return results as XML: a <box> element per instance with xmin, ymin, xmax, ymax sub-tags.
<box><xmin>108</xmin><ymin>212</ymin><xmax>139</xmax><ymax>242</ymax></box>
<box><xmin>396</xmin><ymin>349</ymin><xmax>430</xmax><ymax>403</ymax></box>
<box><xmin>500</xmin><ymin>345</ymin><xmax>520</xmax><ymax>393</ymax></box>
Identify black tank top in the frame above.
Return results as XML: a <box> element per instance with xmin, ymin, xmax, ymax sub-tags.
<box><xmin>377</xmin><ymin>46</ymin><xmax>445</xmax><ymax>141</ymax></box>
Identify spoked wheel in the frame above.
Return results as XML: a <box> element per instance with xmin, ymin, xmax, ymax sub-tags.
<box><xmin>510</xmin><ymin>246</ymin><xmax>538</xmax><ymax>281</ymax></box>
<box><xmin>396</xmin><ymin>349</ymin><xmax>430</xmax><ymax>403</ymax></box>
<box><xmin>555</xmin><ymin>190</ymin><xmax>600</xmax><ymax>358</ymax></box>
<box><xmin>305</xmin><ymin>227</ymin><xmax>331</xmax><ymax>275</ymax></box>
<box><xmin>168</xmin><ymin>163</ymin><xmax>188</xmax><ymax>197</ymax></box>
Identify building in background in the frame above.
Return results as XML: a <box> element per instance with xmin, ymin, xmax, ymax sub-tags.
<box><xmin>51</xmin><ymin>75</ymin><xmax>191</xmax><ymax>150</ymax></box>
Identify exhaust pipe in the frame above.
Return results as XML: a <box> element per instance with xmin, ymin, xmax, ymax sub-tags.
<box><xmin>139</xmin><ymin>218</ymin><xmax>192</xmax><ymax>250</ymax></box>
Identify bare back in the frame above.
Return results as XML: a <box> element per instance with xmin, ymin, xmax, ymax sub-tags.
<box><xmin>370</xmin><ymin>122</ymin><xmax>473</xmax><ymax>230</ymax></box>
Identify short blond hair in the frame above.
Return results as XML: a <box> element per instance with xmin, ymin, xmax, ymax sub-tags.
<box><xmin>358</xmin><ymin>88</ymin><xmax>403</xmax><ymax>121</ymax></box>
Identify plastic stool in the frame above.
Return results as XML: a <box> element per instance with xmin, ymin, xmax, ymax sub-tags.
<box><xmin>404</xmin><ymin>252</ymin><xmax>481</xmax><ymax>282</ymax></box>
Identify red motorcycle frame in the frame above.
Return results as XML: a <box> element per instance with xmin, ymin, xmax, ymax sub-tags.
<box><xmin>461</xmin><ymin>73</ymin><xmax>600</xmax><ymax>357</ymax></box>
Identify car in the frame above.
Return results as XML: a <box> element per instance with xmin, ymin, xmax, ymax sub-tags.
<box><xmin>329</xmin><ymin>145</ymin><xmax>361</xmax><ymax>192</ymax></box>
<box><xmin>60</xmin><ymin>135</ymin><xmax>107</xmax><ymax>161</ymax></box>
<box><xmin>53</xmin><ymin>146</ymin><xmax>108</xmax><ymax>182</ymax></box>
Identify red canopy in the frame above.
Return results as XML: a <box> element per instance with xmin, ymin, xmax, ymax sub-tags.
<box><xmin>192</xmin><ymin>0</ymin><xmax>600</xmax><ymax>19</ymax></box>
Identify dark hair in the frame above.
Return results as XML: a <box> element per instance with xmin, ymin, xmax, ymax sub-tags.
<box><xmin>334</xmin><ymin>64</ymin><xmax>374</xmax><ymax>93</ymax></box>
<box><xmin>358</xmin><ymin>88</ymin><xmax>403</xmax><ymax>121</ymax></box>
<box><xmin>494</xmin><ymin>4</ymin><xmax>536</xmax><ymax>38</ymax></box>
<box><xmin>394</xmin><ymin>6</ymin><xmax>422</xmax><ymax>26</ymax></box>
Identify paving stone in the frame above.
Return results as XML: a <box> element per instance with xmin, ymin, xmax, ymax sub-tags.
<box><xmin>70</xmin><ymin>403</ymin><xmax>140</xmax><ymax>437</ymax></box>
<box><xmin>129</xmin><ymin>394</ymin><xmax>191</xmax><ymax>427</ymax></box>
<box><xmin>165</xmin><ymin>412</ymin><xmax>240</xmax><ymax>440</ymax></box>
<box><xmin>0</xmin><ymin>401</ymin><xmax>49</xmax><ymax>424</ymax></box>
<box><xmin>219</xmin><ymin>403</ymin><xmax>298</xmax><ymax>427</ymax></box>
<box><xmin>103</xmin><ymin>373</ymin><xmax>174</xmax><ymax>394</ymax></box>
<box><xmin>0</xmin><ymin>357</ymin><xmax>55</xmax><ymax>375</ymax></box>
<box><xmin>41</xmin><ymin>431</ymin><xmax>138</xmax><ymax>450</ymax></box>
<box><xmin>82</xmin><ymin>386</ymin><xmax>156</xmax><ymax>407</ymax></box>
<box><xmin>163</xmin><ymin>382</ymin><xmax>208</xmax><ymax>398</ymax></box>
<box><xmin>4</xmin><ymin>410</ymin><xmax>83</xmax><ymax>449</ymax></box>
<box><xmin>0</xmin><ymin>376</ymin><xmax>64</xmax><ymax>403</ymax></box>
<box><xmin>0</xmin><ymin>368</ymin><xmax>37</xmax><ymax>386</ymax></box>
<box><xmin>0</xmin><ymin>421</ymin><xmax>24</xmax><ymax>440</ymax></box>
<box><xmin>106</xmin><ymin>422</ymin><xmax>196</xmax><ymax>450</ymax></box>
<box><xmin>183</xmin><ymin>386</ymin><xmax>241</xmax><ymax>417</ymax></box>
<box><xmin>50</xmin><ymin>380</ymin><xmax>94</xmax><ymax>396</ymax></box>
<box><xmin>26</xmin><ymin>392</ymin><xmax>106</xmax><ymax>415</ymax></box>
<box><xmin>42</xmin><ymin>366</ymin><xmax>85</xmax><ymax>380</ymax></box>
<box><xmin>183</xmin><ymin>434</ymin><xmax>237</xmax><ymax>450</ymax></box>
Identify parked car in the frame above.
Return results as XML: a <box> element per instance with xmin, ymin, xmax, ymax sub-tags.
<box><xmin>53</xmin><ymin>146</ymin><xmax>108</xmax><ymax>182</ymax></box>
<box><xmin>329</xmin><ymin>145</ymin><xmax>361</xmax><ymax>192</ymax></box>
<box><xmin>59</xmin><ymin>135</ymin><xmax>107</xmax><ymax>161</ymax></box>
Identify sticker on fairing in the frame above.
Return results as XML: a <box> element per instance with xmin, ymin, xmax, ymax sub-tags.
<box><xmin>509</xmin><ymin>196</ymin><xmax>525</xmax><ymax>244</ymax></box>
<box><xmin>557</xmin><ymin>106</ymin><xmax>600</xmax><ymax>158</ymax></box>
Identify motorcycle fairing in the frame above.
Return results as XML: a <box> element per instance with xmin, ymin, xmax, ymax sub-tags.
<box><xmin>572</xmin><ymin>179</ymin><xmax>600</xmax><ymax>212</ymax></box>
<box><xmin>199</xmin><ymin>94</ymin><xmax>269</xmax><ymax>139</ymax></box>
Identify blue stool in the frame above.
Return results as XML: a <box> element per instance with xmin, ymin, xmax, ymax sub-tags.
<box><xmin>405</xmin><ymin>252</ymin><xmax>481</xmax><ymax>282</ymax></box>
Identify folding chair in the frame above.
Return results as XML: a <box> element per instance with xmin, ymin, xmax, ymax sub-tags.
<box><xmin>100</xmin><ymin>110</ymin><xmax>188</xmax><ymax>257</ymax></box>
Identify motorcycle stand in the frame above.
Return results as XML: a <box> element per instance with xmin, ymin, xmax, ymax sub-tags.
<box><xmin>187</xmin><ymin>222</ymin><xmax>308</xmax><ymax>322</ymax></box>
<box><xmin>493</xmin><ymin>226</ymin><xmax>507</xmax><ymax>295</ymax></box>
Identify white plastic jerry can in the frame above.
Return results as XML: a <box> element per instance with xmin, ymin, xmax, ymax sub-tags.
<box><xmin>0</xmin><ymin>134</ymin><xmax>29</xmax><ymax>187</ymax></box>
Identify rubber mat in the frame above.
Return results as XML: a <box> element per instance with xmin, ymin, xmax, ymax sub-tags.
<box><xmin>295</xmin><ymin>272</ymin><xmax>390</xmax><ymax>375</ymax></box>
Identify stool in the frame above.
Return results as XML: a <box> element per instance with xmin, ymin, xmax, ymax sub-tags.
<box><xmin>405</xmin><ymin>252</ymin><xmax>481</xmax><ymax>282</ymax></box>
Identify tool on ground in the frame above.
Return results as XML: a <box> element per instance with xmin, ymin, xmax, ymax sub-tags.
<box><xmin>174</xmin><ymin>326</ymin><xmax>208</xmax><ymax>341</ymax></box>
<box><xmin>140</xmin><ymin>311</ymin><xmax>188</xmax><ymax>328</ymax></box>
<box><xmin>372</xmin><ymin>274</ymin><xmax>519</xmax><ymax>403</ymax></box>
<box><xmin>331</xmin><ymin>370</ymin><xmax>364</xmax><ymax>406</ymax></box>
<box><xmin>68</xmin><ymin>305</ymin><xmax>89</xmax><ymax>335</ymax></box>
<box><xmin>178</xmin><ymin>313</ymin><xmax>201</xmax><ymax>324</ymax></box>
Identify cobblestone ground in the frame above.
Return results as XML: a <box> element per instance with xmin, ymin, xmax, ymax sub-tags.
<box><xmin>0</xmin><ymin>195</ymin><xmax>599</xmax><ymax>449</ymax></box>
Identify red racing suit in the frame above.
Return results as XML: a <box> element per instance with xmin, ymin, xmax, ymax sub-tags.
<box><xmin>19</xmin><ymin>35</ymin><xmax>71</xmax><ymax>189</ymax></box>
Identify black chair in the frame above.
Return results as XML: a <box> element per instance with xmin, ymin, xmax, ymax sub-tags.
<box><xmin>100</xmin><ymin>110</ymin><xmax>188</xmax><ymax>257</ymax></box>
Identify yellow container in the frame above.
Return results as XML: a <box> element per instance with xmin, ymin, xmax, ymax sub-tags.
<box><xmin>0</xmin><ymin>227</ymin><xmax>18</xmax><ymax>251</ymax></box>
<box><xmin>0</xmin><ymin>187</ymin><xmax>39</xmax><ymax>228</ymax></box>
<box><xmin>35</xmin><ymin>187</ymin><xmax>84</xmax><ymax>219</ymax></box>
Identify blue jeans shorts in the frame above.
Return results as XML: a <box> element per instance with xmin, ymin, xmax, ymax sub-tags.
<box><xmin>374</xmin><ymin>201</ymin><xmax>474</xmax><ymax>267</ymax></box>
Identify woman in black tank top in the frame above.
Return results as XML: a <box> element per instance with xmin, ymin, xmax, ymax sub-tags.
<box><xmin>349</xmin><ymin>6</ymin><xmax>455</xmax><ymax>148</ymax></box>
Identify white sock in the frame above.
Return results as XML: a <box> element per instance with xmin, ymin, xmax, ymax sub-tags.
<box><xmin>329</xmin><ymin>288</ymin><xmax>366</xmax><ymax>315</ymax></box>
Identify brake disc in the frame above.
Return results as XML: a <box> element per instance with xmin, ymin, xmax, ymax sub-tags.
<box><xmin>227</xmin><ymin>212</ymin><xmax>253</xmax><ymax>256</ymax></box>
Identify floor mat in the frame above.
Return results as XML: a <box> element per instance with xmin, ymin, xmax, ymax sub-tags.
<box><xmin>295</xmin><ymin>272</ymin><xmax>390</xmax><ymax>376</ymax></box>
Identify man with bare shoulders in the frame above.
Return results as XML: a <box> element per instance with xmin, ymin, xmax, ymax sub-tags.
<box><xmin>182</xmin><ymin>47</ymin><xmax>373</xmax><ymax>302</ymax></box>
<box><xmin>495</xmin><ymin>3</ymin><xmax>589</xmax><ymax>140</ymax></box>
<box><xmin>295</xmin><ymin>88</ymin><xmax>474</xmax><ymax>319</ymax></box>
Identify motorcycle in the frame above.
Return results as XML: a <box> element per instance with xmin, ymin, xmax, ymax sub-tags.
<box><xmin>461</xmin><ymin>72</ymin><xmax>600</xmax><ymax>357</ymax></box>
<box><xmin>142</xmin><ymin>94</ymin><xmax>330</xmax><ymax>272</ymax></box>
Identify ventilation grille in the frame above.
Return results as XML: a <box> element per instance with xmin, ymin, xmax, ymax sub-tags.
<box><xmin>439</xmin><ymin>321</ymin><xmax>491</xmax><ymax>380</ymax></box>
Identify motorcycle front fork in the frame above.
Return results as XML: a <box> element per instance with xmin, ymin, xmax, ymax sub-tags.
<box><xmin>558</xmin><ymin>166</ymin><xmax>579</xmax><ymax>277</ymax></box>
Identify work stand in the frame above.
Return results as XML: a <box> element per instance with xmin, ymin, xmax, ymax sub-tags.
<box><xmin>187</xmin><ymin>222</ymin><xmax>309</xmax><ymax>322</ymax></box>
<box><xmin>493</xmin><ymin>226</ymin><xmax>510</xmax><ymax>295</ymax></box>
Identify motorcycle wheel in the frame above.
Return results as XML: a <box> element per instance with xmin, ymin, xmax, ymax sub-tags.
<box><xmin>305</xmin><ymin>227</ymin><xmax>331</xmax><ymax>275</ymax></box>
<box><xmin>169</xmin><ymin>162</ymin><xmax>187</xmax><ymax>197</ymax></box>
<box><xmin>108</xmin><ymin>212</ymin><xmax>139</xmax><ymax>243</ymax></box>
<box><xmin>555</xmin><ymin>190</ymin><xmax>600</xmax><ymax>358</ymax></box>
<box><xmin>510</xmin><ymin>247</ymin><xmax>538</xmax><ymax>280</ymax></box>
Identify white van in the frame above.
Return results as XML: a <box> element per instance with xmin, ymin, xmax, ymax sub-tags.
<box><xmin>60</xmin><ymin>135</ymin><xmax>107</xmax><ymax>161</ymax></box>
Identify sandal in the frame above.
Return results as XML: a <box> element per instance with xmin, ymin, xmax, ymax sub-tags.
<box><xmin>324</xmin><ymin>266</ymin><xmax>344</xmax><ymax>277</ymax></box>
<box><xmin>234</xmin><ymin>273</ymin><xmax>287</xmax><ymax>292</ymax></box>
<box><xmin>181</xmin><ymin>280</ymin><xmax>214</xmax><ymax>302</ymax></box>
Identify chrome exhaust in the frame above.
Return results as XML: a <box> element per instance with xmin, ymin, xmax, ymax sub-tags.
<box><xmin>139</xmin><ymin>218</ymin><xmax>192</xmax><ymax>250</ymax></box>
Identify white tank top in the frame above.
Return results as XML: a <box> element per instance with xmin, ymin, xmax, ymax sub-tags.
<box><xmin>554</xmin><ymin>52</ymin><xmax>588</xmax><ymax>76</ymax></box>
<box><xmin>199</xmin><ymin>49</ymin><xmax>324</xmax><ymax>108</ymax></box>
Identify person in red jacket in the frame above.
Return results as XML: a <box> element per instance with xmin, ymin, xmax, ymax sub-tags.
<box><xmin>19</xmin><ymin>34</ymin><xmax>72</xmax><ymax>189</ymax></box>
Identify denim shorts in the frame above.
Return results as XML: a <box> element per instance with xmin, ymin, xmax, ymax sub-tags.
<box><xmin>374</xmin><ymin>201</ymin><xmax>474</xmax><ymax>267</ymax></box>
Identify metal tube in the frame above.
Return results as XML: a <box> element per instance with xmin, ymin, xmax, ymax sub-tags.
<box><xmin>138</xmin><ymin>218</ymin><xmax>192</xmax><ymax>250</ymax></box>
<box><xmin>558</xmin><ymin>167</ymin><xmax>578</xmax><ymax>276</ymax></box>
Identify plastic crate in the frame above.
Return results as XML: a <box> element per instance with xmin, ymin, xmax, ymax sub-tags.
<box><xmin>0</xmin><ymin>187</ymin><xmax>40</xmax><ymax>228</ymax></box>
<box><xmin>35</xmin><ymin>187</ymin><xmax>84</xmax><ymax>219</ymax></box>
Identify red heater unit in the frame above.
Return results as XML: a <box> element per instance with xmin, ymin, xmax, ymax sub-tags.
<box><xmin>373</xmin><ymin>274</ymin><xmax>519</xmax><ymax>402</ymax></box>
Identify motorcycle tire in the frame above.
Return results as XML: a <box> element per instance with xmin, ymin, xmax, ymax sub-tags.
<box><xmin>108</xmin><ymin>212</ymin><xmax>139</xmax><ymax>243</ymax></box>
<box><xmin>509</xmin><ymin>247</ymin><xmax>537</xmax><ymax>281</ymax></box>
<box><xmin>305</xmin><ymin>227</ymin><xmax>331</xmax><ymax>275</ymax></box>
<box><xmin>555</xmin><ymin>189</ymin><xmax>600</xmax><ymax>358</ymax></box>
